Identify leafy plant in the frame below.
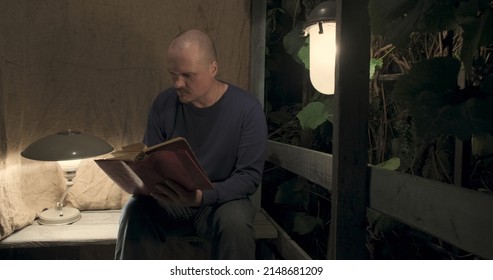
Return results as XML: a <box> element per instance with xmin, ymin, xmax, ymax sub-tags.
<box><xmin>393</xmin><ymin>57</ymin><xmax>493</xmax><ymax>141</ymax></box>
<box><xmin>370</xmin><ymin>0</ymin><xmax>493</xmax><ymax>142</ymax></box>
<box><xmin>366</xmin><ymin>0</ymin><xmax>493</xmax><ymax>259</ymax></box>
<box><xmin>264</xmin><ymin>0</ymin><xmax>493</xmax><ymax>259</ymax></box>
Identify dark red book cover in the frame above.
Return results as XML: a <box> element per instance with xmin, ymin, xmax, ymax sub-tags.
<box><xmin>95</xmin><ymin>137</ymin><xmax>213</xmax><ymax>195</ymax></box>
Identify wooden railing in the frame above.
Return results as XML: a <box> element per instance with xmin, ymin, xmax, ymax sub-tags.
<box><xmin>265</xmin><ymin>140</ymin><xmax>493</xmax><ymax>259</ymax></box>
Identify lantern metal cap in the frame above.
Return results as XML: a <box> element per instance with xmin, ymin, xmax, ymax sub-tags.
<box><xmin>304</xmin><ymin>0</ymin><xmax>336</xmax><ymax>28</ymax></box>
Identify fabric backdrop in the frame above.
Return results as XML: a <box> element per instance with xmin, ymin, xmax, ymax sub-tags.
<box><xmin>0</xmin><ymin>0</ymin><xmax>252</xmax><ymax>239</ymax></box>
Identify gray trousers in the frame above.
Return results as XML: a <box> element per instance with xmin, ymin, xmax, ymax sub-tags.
<box><xmin>114</xmin><ymin>195</ymin><xmax>256</xmax><ymax>260</ymax></box>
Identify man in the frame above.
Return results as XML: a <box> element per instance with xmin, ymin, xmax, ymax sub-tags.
<box><xmin>115</xmin><ymin>29</ymin><xmax>267</xmax><ymax>259</ymax></box>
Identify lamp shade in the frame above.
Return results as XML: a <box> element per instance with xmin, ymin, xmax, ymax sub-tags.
<box><xmin>21</xmin><ymin>130</ymin><xmax>113</xmax><ymax>161</ymax></box>
<box><xmin>304</xmin><ymin>0</ymin><xmax>337</xmax><ymax>95</ymax></box>
<box><xmin>306</xmin><ymin>22</ymin><xmax>336</xmax><ymax>94</ymax></box>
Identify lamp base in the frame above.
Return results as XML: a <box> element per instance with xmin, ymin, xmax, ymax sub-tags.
<box><xmin>38</xmin><ymin>207</ymin><xmax>81</xmax><ymax>225</ymax></box>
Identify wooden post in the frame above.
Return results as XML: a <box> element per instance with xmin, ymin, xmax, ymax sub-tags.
<box><xmin>250</xmin><ymin>0</ymin><xmax>266</xmax><ymax>211</ymax></box>
<box><xmin>329</xmin><ymin>0</ymin><xmax>371</xmax><ymax>259</ymax></box>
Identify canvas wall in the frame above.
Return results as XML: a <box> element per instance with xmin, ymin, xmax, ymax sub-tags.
<box><xmin>0</xmin><ymin>0</ymin><xmax>252</xmax><ymax>239</ymax></box>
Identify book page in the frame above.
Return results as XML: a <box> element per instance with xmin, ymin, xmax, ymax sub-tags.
<box><xmin>95</xmin><ymin>160</ymin><xmax>147</xmax><ymax>194</ymax></box>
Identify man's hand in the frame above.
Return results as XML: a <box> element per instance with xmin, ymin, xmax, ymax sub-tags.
<box><xmin>150</xmin><ymin>179</ymin><xmax>203</xmax><ymax>207</ymax></box>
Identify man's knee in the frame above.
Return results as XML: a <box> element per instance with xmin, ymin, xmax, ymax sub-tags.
<box><xmin>212</xmin><ymin>199</ymin><xmax>255</xmax><ymax>235</ymax></box>
<box><xmin>120</xmin><ymin>195</ymin><xmax>156</xmax><ymax>223</ymax></box>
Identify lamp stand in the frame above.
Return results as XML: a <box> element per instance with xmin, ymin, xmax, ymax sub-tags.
<box><xmin>38</xmin><ymin>169</ymin><xmax>81</xmax><ymax>225</ymax></box>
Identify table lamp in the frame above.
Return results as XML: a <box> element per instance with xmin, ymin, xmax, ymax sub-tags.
<box><xmin>21</xmin><ymin>130</ymin><xmax>114</xmax><ymax>225</ymax></box>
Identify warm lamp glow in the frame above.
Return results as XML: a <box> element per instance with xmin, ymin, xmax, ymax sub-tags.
<box><xmin>306</xmin><ymin>22</ymin><xmax>336</xmax><ymax>94</ymax></box>
<box><xmin>58</xmin><ymin>159</ymin><xmax>81</xmax><ymax>171</ymax></box>
<box><xmin>21</xmin><ymin>130</ymin><xmax>113</xmax><ymax>225</ymax></box>
<box><xmin>304</xmin><ymin>0</ymin><xmax>337</xmax><ymax>95</ymax></box>
<box><xmin>58</xmin><ymin>159</ymin><xmax>81</xmax><ymax>180</ymax></box>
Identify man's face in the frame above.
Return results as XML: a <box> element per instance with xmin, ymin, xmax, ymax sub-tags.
<box><xmin>167</xmin><ymin>44</ymin><xmax>217</xmax><ymax>108</ymax></box>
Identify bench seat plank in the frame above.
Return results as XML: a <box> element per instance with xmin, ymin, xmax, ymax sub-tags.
<box><xmin>0</xmin><ymin>210</ymin><xmax>277</xmax><ymax>249</ymax></box>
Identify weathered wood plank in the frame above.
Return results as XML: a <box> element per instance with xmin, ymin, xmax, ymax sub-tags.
<box><xmin>266</xmin><ymin>140</ymin><xmax>333</xmax><ymax>190</ymax></box>
<box><xmin>254</xmin><ymin>210</ymin><xmax>278</xmax><ymax>239</ymax></box>
<box><xmin>249</xmin><ymin>0</ymin><xmax>266</xmax><ymax>211</ymax></box>
<box><xmin>0</xmin><ymin>210</ymin><xmax>120</xmax><ymax>248</ymax></box>
<box><xmin>262</xmin><ymin>211</ymin><xmax>312</xmax><ymax>260</ymax></box>
<box><xmin>264</xmin><ymin>142</ymin><xmax>493</xmax><ymax>259</ymax></box>
<box><xmin>329</xmin><ymin>0</ymin><xmax>370</xmax><ymax>259</ymax></box>
<box><xmin>369</xmin><ymin>167</ymin><xmax>493</xmax><ymax>260</ymax></box>
<box><xmin>0</xmin><ymin>210</ymin><xmax>277</xmax><ymax>249</ymax></box>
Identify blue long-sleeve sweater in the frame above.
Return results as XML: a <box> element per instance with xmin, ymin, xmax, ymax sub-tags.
<box><xmin>143</xmin><ymin>83</ymin><xmax>267</xmax><ymax>206</ymax></box>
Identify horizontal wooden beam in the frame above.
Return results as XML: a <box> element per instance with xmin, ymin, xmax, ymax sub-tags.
<box><xmin>369</xmin><ymin>167</ymin><xmax>493</xmax><ymax>260</ymax></box>
<box><xmin>265</xmin><ymin>141</ymin><xmax>493</xmax><ymax>259</ymax></box>
<box><xmin>266</xmin><ymin>140</ymin><xmax>332</xmax><ymax>190</ymax></box>
<box><xmin>262</xmin><ymin>210</ymin><xmax>312</xmax><ymax>260</ymax></box>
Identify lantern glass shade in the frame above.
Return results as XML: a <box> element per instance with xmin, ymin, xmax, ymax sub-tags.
<box><xmin>306</xmin><ymin>22</ymin><xmax>336</xmax><ymax>94</ymax></box>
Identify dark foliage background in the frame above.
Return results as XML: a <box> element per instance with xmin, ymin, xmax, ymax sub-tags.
<box><xmin>262</xmin><ymin>0</ymin><xmax>493</xmax><ymax>259</ymax></box>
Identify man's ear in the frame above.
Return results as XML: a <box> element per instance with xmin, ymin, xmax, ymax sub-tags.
<box><xmin>210</xmin><ymin>61</ymin><xmax>218</xmax><ymax>76</ymax></box>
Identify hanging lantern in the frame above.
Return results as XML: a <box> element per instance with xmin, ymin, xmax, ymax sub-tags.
<box><xmin>303</xmin><ymin>1</ymin><xmax>336</xmax><ymax>94</ymax></box>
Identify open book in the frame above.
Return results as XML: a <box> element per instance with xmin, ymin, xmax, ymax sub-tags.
<box><xmin>95</xmin><ymin>137</ymin><xmax>213</xmax><ymax>195</ymax></box>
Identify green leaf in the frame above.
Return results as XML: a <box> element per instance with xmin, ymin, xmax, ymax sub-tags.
<box><xmin>369</xmin><ymin>0</ymin><xmax>424</xmax><ymax>46</ymax></box>
<box><xmin>370</xmin><ymin>57</ymin><xmax>383</xmax><ymax>79</ymax></box>
<box><xmin>393</xmin><ymin>57</ymin><xmax>460</xmax><ymax>105</ymax></box>
<box><xmin>369</xmin><ymin>0</ymin><xmax>458</xmax><ymax>47</ymax></box>
<box><xmin>392</xmin><ymin>57</ymin><xmax>459</xmax><ymax>140</ymax></box>
<box><xmin>375</xmin><ymin>157</ymin><xmax>401</xmax><ymax>170</ymax></box>
<box><xmin>367</xmin><ymin>209</ymin><xmax>401</xmax><ymax>238</ymax></box>
<box><xmin>288</xmin><ymin>212</ymin><xmax>323</xmax><ymax>236</ymax></box>
<box><xmin>422</xmin><ymin>0</ymin><xmax>458</xmax><ymax>32</ymax></box>
<box><xmin>296</xmin><ymin>101</ymin><xmax>329</xmax><ymax>130</ymax></box>
<box><xmin>318</xmin><ymin>94</ymin><xmax>335</xmax><ymax>123</ymax></box>
<box><xmin>281</xmin><ymin>0</ymin><xmax>301</xmax><ymax>20</ymax></box>
<box><xmin>393</xmin><ymin>57</ymin><xmax>493</xmax><ymax>140</ymax></box>
<box><xmin>283</xmin><ymin>22</ymin><xmax>306</xmax><ymax>65</ymax></box>
<box><xmin>298</xmin><ymin>37</ymin><xmax>310</xmax><ymax>70</ymax></box>
<box><xmin>274</xmin><ymin>178</ymin><xmax>309</xmax><ymax>205</ymax></box>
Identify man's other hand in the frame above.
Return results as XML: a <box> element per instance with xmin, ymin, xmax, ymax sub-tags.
<box><xmin>150</xmin><ymin>179</ymin><xmax>202</xmax><ymax>207</ymax></box>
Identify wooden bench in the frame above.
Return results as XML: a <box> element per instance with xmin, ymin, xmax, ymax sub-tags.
<box><xmin>0</xmin><ymin>209</ymin><xmax>278</xmax><ymax>259</ymax></box>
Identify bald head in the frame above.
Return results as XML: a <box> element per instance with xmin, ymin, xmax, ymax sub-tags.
<box><xmin>166</xmin><ymin>29</ymin><xmax>222</xmax><ymax>108</ymax></box>
<box><xmin>168</xmin><ymin>29</ymin><xmax>217</xmax><ymax>66</ymax></box>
